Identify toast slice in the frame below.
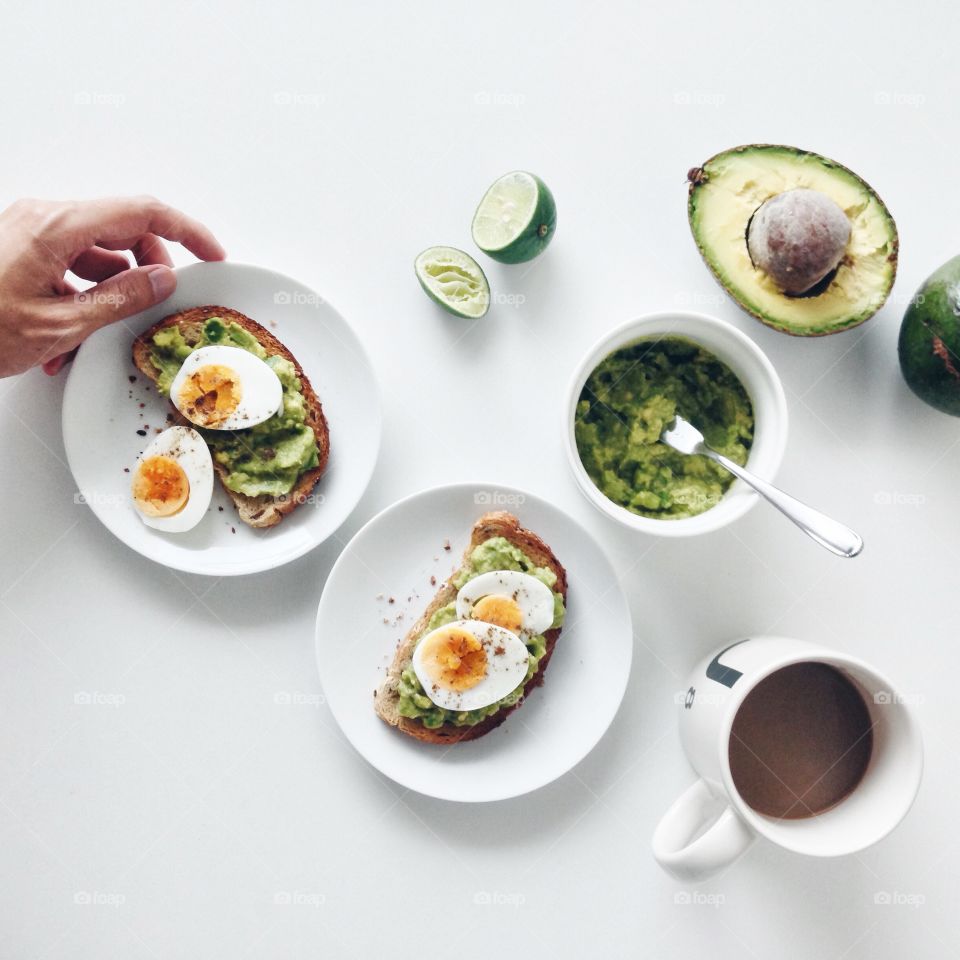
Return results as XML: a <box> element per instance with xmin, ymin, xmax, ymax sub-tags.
<box><xmin>132</xmin><ymin>305</ymin><xmax>329</xmax><ymax>528</ymax></box>
<box><xmin>374</xmin><ymin>511</ymin><xmax>568</xmax><ymax>744</ymax></box>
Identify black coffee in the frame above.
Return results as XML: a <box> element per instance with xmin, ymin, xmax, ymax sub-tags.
<box><xmin>728</xmin><ymin>662</ymin><xmax>873</xmax><ymax>819</ymax></box>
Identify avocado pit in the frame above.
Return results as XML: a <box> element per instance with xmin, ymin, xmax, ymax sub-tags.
<box><xmin>746</xmin><ymin>188</ymin><xmax>851</xmax><ymax>296</ymax></box>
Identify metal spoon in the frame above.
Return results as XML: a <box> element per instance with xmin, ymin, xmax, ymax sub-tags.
<box><xmin>659</xmin><ymin>415</ymin><xmax>863</xmax><ymax>558</ymax></box>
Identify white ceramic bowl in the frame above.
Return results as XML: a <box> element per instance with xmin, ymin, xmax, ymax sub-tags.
<box><xmin>563</xmin><ymin>312</ymin><xmax>788</xmax><ymax>537</ymax></box>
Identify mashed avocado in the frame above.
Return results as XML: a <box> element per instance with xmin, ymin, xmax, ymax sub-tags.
<box><xmin>396</xmin><ymin>537</ymin><xmax>566</xmax><ymax>728</ymax></box>
<box><xmin>575</xmin><ymin>336</ymin><xmax>753</xmax><ymax>519</ymax></box>
<box><xmin>149</xmin><ymin>318</ymin><xmax>319</xmax><ymax>498</ymax></box>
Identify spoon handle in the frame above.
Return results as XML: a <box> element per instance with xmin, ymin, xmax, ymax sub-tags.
<box><xmin>708</xmin><ymin>452</ymin><xmax>864</xmax><ymax>558</ymax></box>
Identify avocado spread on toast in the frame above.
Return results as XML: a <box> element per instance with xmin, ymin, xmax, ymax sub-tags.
<box><xmin>397</xmin><ymin>537</ymin><xmax>566</xmax><ymax>728</ymax></box>
<box><xmin>149</xmin><ymin>318</ymin><xmax>319</xmax><ymax>498</ymax></box>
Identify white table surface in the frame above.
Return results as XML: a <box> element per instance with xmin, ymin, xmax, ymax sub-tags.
<box><xmin>1</xmin><ymin>1</ymin><xmax>957</xmax><ymax>956</ymax></box>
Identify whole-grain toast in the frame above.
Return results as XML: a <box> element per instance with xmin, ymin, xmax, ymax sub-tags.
<box><xmin>132</xmin><ymin>305</ymin><xmax>329</xmax><ymax>528</ymax></box>
<box><xmin>374</xmin><ymin>511</ymin><xmax>567</xmax><ymax>744</ymax></box>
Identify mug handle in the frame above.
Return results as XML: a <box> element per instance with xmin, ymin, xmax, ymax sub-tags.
<box><xmin>652</xmin><ymin>779</ymin><xmax>755</xmax><ymax>881</ymax></box>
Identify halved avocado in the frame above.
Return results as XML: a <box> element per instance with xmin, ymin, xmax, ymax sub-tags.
<box><xmin>687</xmin><ymin>144</ymin><xmax>898</xmax><ymax>336</ymax></box>
<box><xmin>898</xmin><ymin>255</ymin><xmax>960</xmax><ymax>416</ymax></box>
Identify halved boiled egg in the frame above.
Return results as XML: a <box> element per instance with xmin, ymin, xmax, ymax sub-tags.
<box><xmin>131</xmin><ymin>426</ymin><xmax>213</xmax><ymax>533</ymax></box>
<box><xmin>412</xmin><ymin>619</ymin><xmax>531</xmax><ymax>712</ymax></box>
<box><xmin>456</xmin><ymin>570</ymin><xmax>555</xmax><ymax>636</ymax></box>
<box><xmin>170</xmin><ymin>345</ymin><xmax>283</xmax><ymax>430</ymax></box>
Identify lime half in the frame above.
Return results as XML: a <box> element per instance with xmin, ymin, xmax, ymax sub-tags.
<box><xmin>415</xmin><ymin>246</ymin><xmax>490</xmax><ymax>319</ymax></box>
<box><xmin>471</xmin><ymin>171</ymin><xmax>557</xmax><ymax>264</ymax></box>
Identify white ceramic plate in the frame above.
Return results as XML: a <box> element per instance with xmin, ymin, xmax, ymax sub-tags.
<box><xmin>62</xmin><ymin>262</ymin><xmax>381</xmax><ymax>576</ymax></box>
<box><xmin>315</xmin><ymin>482</ymin><xmax>633</xmax><ymax>802</ymax></box>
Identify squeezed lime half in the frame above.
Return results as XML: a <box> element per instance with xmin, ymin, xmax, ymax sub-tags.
<box><xmin>414</xmin><ymin>246</ymin><xmax>490</xmax><ymax>318</ymax></box>
<box><xmin>471</xmin><ymin>171</ymin><xmax>556</xmax><ymax>264</ymax></box>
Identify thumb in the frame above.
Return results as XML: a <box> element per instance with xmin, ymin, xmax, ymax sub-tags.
<box><xmin>72</xmin><ymin>264</ymin><xmax>177</xmax><ymax>333</ymax></box>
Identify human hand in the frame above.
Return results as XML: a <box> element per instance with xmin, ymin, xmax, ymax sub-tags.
<box><xmin>0</xmin><ymin>196</ymin><xmax>225</xmax><ymax>378</ymax></box>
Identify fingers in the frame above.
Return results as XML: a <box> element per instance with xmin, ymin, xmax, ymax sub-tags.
<box><xmin>41</xmin><ymin>348</ymin><xmax>78</xmax><ymax>376</ymax></box>
<box><xmin>44</xmin><ymin>196</ymin><xmax>226</xmax><ymax>263</ymax></box>
<box><xmin>70</xmin><ymin>247</ymin><xmax>131</xmax><ymax>283</ymax></box>
<box><xmin>64</xmin><ymin>263</ymin><xmax>177</xmax><ymax>337</ymax></box>
<box><xmin>15</xmin><ymin>196</ymin><xmax>221</xmax><ymax>377</ymax></box>
<box><xmin>130</xmin><ymin>234</ymin><xmax>174</xmax><ymax>268</ymax></box>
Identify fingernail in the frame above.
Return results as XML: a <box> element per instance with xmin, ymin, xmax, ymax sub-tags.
<box><xmin>145</xmin><ymin>264</ymin><xmax>176</xmax><ymax>301</ymax></box>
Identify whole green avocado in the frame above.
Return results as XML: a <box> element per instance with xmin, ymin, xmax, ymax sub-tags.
<box><xmin>899</xmin><ymin>255</ymin><xmax>960</xmax><ymax>416</ymax></box>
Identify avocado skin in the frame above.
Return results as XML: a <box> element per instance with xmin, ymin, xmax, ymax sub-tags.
<box><xmin>899</xmin><ymin>255</ymin><xmax>960</xmax><ymax>416</ymax></box>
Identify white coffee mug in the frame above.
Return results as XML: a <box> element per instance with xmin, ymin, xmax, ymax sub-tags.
<box><xmin>652</xmin><ymin>636</ymin><xmax>923</xmax><ymax>881</ymax></box>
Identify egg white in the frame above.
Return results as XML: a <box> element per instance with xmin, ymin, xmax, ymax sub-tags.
<box><xmin>412</xmin><ymin>619</ymin><xmax>531</xmax><ymax>712</ymax></box>
<box><xmin>133</xmin><ymin>426</ymin><xmax>213</xmax><ymax>533</ymax></box>
<box><xmin>170</xmin><ymin>345</ymin><xmax>283</xmax><ymax>431</ymax></box>
<box><xmin>456</xmin><ymin>570</ymin><xmax>555</xmax><ymax>636</ymax></box>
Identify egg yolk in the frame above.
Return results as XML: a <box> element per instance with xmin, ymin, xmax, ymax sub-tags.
<box><xmin>419</xmin><ymin>627</ymin><xmax>488</xmax><ymax>692</ymax></box>
<box><xmin>132</xmin><ymin>455</ymin><xmax>190</xmax><ymax>518</ymax></box>
<box><xmin>177</xmin><ymin>364</ymin><xmax>242</xmax><ymax>427</ymax></box>
<box><xmin>471</xmin><ymin>595</ymin><xmax>523</xmax><ymax>635</ymax></box>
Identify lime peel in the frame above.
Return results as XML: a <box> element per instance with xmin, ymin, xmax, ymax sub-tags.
<box><xmin>471</xmin><ymin>171</ymin><xmax>557</xmax><ymax>264</ymax></box>
<box><xmin>415</xmin><ymin>246</ymin><xmax>490</xmax><ymax>319</ymax></box>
